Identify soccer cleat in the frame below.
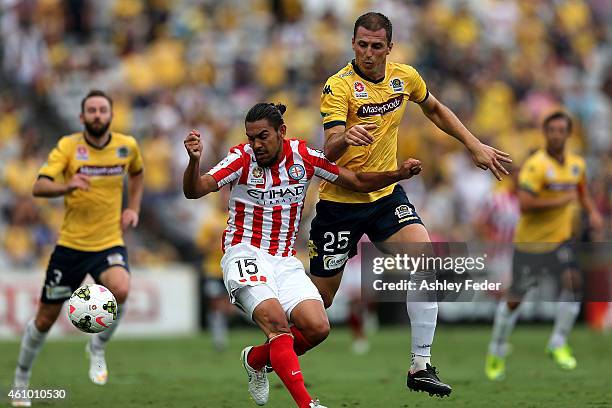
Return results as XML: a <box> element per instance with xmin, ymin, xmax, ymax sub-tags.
<box><xmin>86</xmin><ymin>341</ymin><xmax>108</xmax><ymax>385</ymax></box>
<box><xmin>485</xmin><ymin>353</ymin><xmax>506</xmax><ymax>381</ymax></box>
<box><xmin>240</xmin><ymin>346</ymin><xmax>269</xmax><ymax>406</ymax></box>
<box><xmin>547</xmin><ymin>344</ymin><xmax>577</xmax><ymax>370</ymax></box>
<box><xmin>407</xmin><ymin>364</ymin><xmax>452</xmax><ymax>397</ymax></box>
<box><xmin>309</xmin><ymin>399</ymin><xmax>328</xmax><ymax>408</ymax></box>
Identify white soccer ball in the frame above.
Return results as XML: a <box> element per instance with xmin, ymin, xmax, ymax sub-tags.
<box><xmin>68</xmin><ymin>284</ymin><xmax>117</xmax><ymax>334</ymax></box>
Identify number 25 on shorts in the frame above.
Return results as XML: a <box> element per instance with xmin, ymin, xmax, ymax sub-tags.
<box><xmin>235</xmin><ymin>258</ymin><xmax>267</xmax><ymax>284</ymax></box>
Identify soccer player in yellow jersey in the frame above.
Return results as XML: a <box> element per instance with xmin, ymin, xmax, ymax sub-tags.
<box><xmin>309</xmin><ymin>12</ymin><xmax>512</xmax><ymax>397</ymax></box>
<box><xmin>11</xmin><ymin>90</ymin><xmax>144</xmax><ymax>407</ymax></box>
<box><xmin>485</xmin><ymin>111</ymin><xmax>603</xmax><ymax>381</ymax></box>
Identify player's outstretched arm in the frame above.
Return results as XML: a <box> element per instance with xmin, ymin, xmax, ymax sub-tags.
<box><xmin>32</xmin><ymin>173</ymin><xmax>90</xmax><ymax>198</ymax></box>
<box><xmin>332</xmin><ymin>159</ymin><xmax>422</xmax><ymax>193</ymax></box>
<box><xmin>517</xmin><ymin>189</ymin><xmax>576</xmax><ymax>211</ymax></box>
<box><xmin>418</xmin><ymin>92</ymin><xmax>512</xmax><ymax>180</ymax></box>
<box><xmin>183</xmin><ymin>129</ymin><xmax>218</xmax><ymax>199</ymax></box>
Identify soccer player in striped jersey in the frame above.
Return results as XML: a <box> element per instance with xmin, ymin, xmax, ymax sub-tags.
<box><xmin>183</xmin><ymin>102</ymin><xmax>422</xmax><ymax>408</ymax></box>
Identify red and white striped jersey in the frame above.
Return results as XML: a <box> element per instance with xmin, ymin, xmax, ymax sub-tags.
<box><xmin>479</xmin><ymin>190</ymin><xmax>520</xmax><ymax>243</ymax></box>
<box><xmin>207</xmin><ymin>138</ymin><xmax>339</xmax><ymax>256</ymax></box>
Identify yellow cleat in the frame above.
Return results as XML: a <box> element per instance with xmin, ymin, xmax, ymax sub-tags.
<box><xmin>547</xmin><ymin>344</ymin><xmax>577</xmax><ymax>370</ymax></box>
<box><xmin>485</xmin><ymin>353</ymin><xmax>506</xmax><ymax>381</ymax></box>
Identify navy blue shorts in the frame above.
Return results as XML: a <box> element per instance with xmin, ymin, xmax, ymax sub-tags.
<box><xmin>40</xmin><ymin>245</ymin><xmax>129</xmax><ymax>304</ymax></box>
<box><xmin>308</xmin><ymin>185</ymin><xmax>423</xmax><ymax>278</ymax></box>
<box><xmin>509</xmin><ymin>241</ymin><xmax>578</xmax><ymax>298</ymax></box>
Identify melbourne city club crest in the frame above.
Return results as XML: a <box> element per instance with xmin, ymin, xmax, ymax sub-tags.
<box><xmin>288</xmin><ymin>164</ymin><xmax>305</xmax><ymax>181</ymax></box>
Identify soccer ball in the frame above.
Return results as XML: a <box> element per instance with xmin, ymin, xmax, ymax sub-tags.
<box><xmin>68</xmin><ymin>284</ymin><xmax>117</xmax><ymax>334</ymax></box>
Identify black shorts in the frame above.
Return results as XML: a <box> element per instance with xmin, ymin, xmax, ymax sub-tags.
<box><xmin>509</xmin><ymin>241</ymin><xmax>577</xmax><ymax>298</ymax></box>
<box><xmin>40</xmin><ymin>245</ymin><xmax>130</xmax><ymax>304</ymax></box>
<box><xmin>203</xmin><ymin>277</ymin><xmax>226</xmax><ymax>299</ymax></box>
<box><xmin>308</xmin><ymin>185</ymin><xmax>423</xmax><ymax>278</ymax></box>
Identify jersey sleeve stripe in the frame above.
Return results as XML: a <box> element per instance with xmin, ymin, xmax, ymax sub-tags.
<box><xmin>297</xmin><ymin>141</ymin><xmax>315</xmax><ymax>179</ymax></box>
<box><xmin>207</xmin><ymin>150</ymin><xmax>244</xmax><ymax>187</ymax></box>
<box><xmin>305</xmin><ymin>146</ymin><xmax>339</xmax><ymax>181</ymax></box>
<box><xmin>323</xmin><ymin>120</ymin><xmax>346</xmax><ymax>130</ymax></box>
<box><xmin>416</xmin><ymin>90</ymin><xmax>430</xmax><ymax>104</ymax></box>
<box><xmin>238</xmin><ymin>146</ymin><xmax>251</xmax><ymax>185</ymax></box>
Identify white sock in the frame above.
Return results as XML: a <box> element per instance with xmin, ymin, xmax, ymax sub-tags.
<box><xmin>406</xmin><ymin>301</ymin><xmax>437</xmax><ymax>371</ymax></box>
<box><xmin>90</xmin><ymin>304</ymin><xmax>124</xmax><ymax>353</ymax></box>
<box><xmin>15</xmin><ymin>319</ymin><xmax>48</xmax><ymax>381</ymax></box>
<box><xmin>488</xmin><ymin>302</ymin><xmax>520</xmax><ymax>357</ymax></box>
<box><xmin>411</xmin><ymin>353</ymin><xmax>431</xmax><ymax>372</ymax></box>
<box><xmin>208</xmin><ymin>309</ymin><xmax>228</xmax><ymax>349</ymax></box>
<box><xmin>548</xmin><ymin>295</ymin><xmax>580</xmax><ymax>349</ymax></box>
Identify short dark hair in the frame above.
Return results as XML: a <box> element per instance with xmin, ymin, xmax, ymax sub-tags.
<box><xmin>543</xmin><ymin>111</ymin><xmax>573</xmax><ymax>133</ymax></box>
<box><xmin>354</xmin><ymin>12</ymin><xmax>392</xmax><ymax>44</ymax></box>
<box><xmin>81</xmin><ymin>89</ymin><xmax>113</xmax><ymax>113</ymax></box>
<box><xmin>245</xmin><ymin>103</ymin><xmax>287</xmax><ymax>131</ymax></box>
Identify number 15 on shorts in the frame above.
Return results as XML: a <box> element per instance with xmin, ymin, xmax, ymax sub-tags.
<box><xmin>235</xmin><ymin>258</ymin><xmax>267</xmax><ymax>284</ymax></box>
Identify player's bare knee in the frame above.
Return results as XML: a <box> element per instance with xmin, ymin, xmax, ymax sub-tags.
<box><xmin>110</xmin><ymin>286</ymin><xmax>129</xmax><ymax>304</ymax></box>
<box><xmin>255</xmin><ymin>305</ymin><xmax>290</xmax><ymax>335</ymax></box>
<box><xmin>303</xmin><ymin>319</ymin><xmax>330</xmax><ymax>345</ymax></box>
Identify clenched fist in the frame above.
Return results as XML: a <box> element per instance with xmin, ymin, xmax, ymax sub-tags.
<box><xmin>184</xmin><ymin>129</ymin><xmax>203</xmax><ymax>160</ymax></box>
<box><xmin>398</xmin><ymin>158</ymin><xmax>422</xmax><ymax>180</ymax></box>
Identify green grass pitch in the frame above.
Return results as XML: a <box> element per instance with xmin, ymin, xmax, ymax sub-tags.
<box><xmin>1</xmin><ymin>326</ymin><xmax>610</xmax><ymax>407</ymax></box>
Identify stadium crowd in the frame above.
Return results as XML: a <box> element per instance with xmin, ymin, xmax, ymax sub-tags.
<box><xmin>1</xmin><ymin>0</ymin><xmax>611</xmax><ymax>271</ymax></box>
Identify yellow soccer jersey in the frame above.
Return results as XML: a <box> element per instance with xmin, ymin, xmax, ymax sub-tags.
<box><xmin>195</xmin><ymin>207</ymin><xmax>227</xmax><ymax>279</ymax></box>
<box><xmin>38</xmin><ymin>132</ymin><xmax>144</xmax><ymax>251</ymax></box>
<box><xmin>319</xmin><ymin>60</ymin><xmax>428</xmax><ymax>203</ymax></box>
<box><xmin>514</xmin><ymin>149</ymin><xmax>585</xmax><ymax>249</ymax></box>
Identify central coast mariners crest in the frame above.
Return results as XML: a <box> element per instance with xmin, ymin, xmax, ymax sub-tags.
<box><xmin>117</xmin><ymin>146</ymin><xmax>129</xmax><ymax>158</ymax></box>
<box><xmin>389</xmin><ymin>78</ymin><xmax>404</xmax><ymax>93</ymax></box>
